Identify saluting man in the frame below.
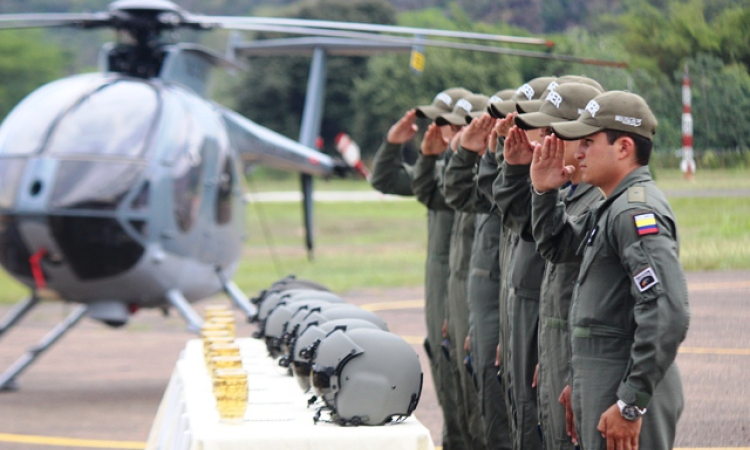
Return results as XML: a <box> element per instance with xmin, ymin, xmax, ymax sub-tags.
<box><xmin>529</xmin><ymin>91</ymin><xmax>690</xmax><ymax>450</ymax></box>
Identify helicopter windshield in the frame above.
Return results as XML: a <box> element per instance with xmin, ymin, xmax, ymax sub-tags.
<box><xmin>46</xmin><ymin>80</ymin><xmax>159</xmax><ymax>158</ymax></box>
<box><xmin>43</xmin><ymin>80</ymin><xmax>160</xmax><ymax>211</ymax></box>
<box><xmin>0</xmin><ymin>75</ymin><xmax>105</xmax><ymax>156</ymax></box>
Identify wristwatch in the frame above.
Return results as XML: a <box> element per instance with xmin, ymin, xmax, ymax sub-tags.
<box><xmin>617</xmin><ymin>399</ymin><xmax>646</xmax><ymax>421</ymax></box>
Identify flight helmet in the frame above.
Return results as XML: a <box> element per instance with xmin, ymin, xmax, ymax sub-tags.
<box><xmin>292</xmin><ymin>318</ymin><xmax>382</xmax><ymax>392</ymax></box>
<box><xmin>310</xmin><ymin>328</ymin><xmax>423</xmax><ymax>426</ymax></box>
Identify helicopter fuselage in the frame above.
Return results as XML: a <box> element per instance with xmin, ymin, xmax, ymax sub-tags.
<box><xmin>0</xmin><ymin>71</ymin><xmax>246</xmax><ymax>309</ymax></box>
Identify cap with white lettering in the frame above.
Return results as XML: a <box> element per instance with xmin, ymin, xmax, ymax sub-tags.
<box><xmin>435</xmin><ymin>94</ymin><xmax>490</xmax><ymax>126</ymax></box>
<box><xmin>515</xmin><ymin>83</ymin><xmax>602</xmax><ymax>130</ymax></box>
<box><xmin>488</xmin><ymin>89</ymin><xmax>516</xmax><ymax>119</ymax></box>
<box><xmin>550</xmin><ymin>91</ymin><xmax>657</xmax><ymax>140</ymax></box>
<box><xmin>415</xmin><ymin>87</ymin><xmax>473</xmax><ymax>120</ymax></box>
<box><xmin>516</xmin><ymin>75</ymin><xmax>604</xmax><ymax>113</ymax></box>
<box><xmin>488</xmin><ymin>77</ymin><xmax>557</xmax><ymax>118</ymax></box>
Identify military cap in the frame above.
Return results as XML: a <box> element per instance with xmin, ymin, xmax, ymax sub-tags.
<box><xmin>515</xmin><ymin>83</ymin><xmax>603</xmax><ymax>130</ymax></box>
<box><xmin>435</xmin><ymin>94</ymin><xmax>490</xmax><ymax>126</ymax></box>
<box><xmin>551</xmin><ymin>91</ymin><xmax>657</xmax><ymax>140</ymax></box>
<box><xmin>489</xmin><ymin>77</ymin><xmax>557</xmax><ymax>118</ymax></box>
<box><xmin>516</xmin><ymin>75</ymin><xmax>604</xmax><ymax>113</ymax></box>
<box><xmin>415</xmin><ymin>87</ymin><xmax>473</xmax><ymax>120</ymax></box>
<box><xmin>480</xmin><ymin>89</ymin><xmax>514</xmax><ymax>120</ymax></box>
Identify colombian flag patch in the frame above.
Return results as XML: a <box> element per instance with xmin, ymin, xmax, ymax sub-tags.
<box><xmin>634</xmin><ymin>213</ymin><xmax>658</xmax><ymax>236</ymax></box>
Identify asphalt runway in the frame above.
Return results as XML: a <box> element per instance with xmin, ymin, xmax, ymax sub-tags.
<box><xmin>0</xmin><ymin>271</ymin><xmax>749</xmax><ymax>449</ymax></box>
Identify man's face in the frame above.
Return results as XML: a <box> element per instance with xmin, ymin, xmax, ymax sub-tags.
<box><xmin>575</xmin><ymin>131</ymin><xmax>617</xmax><ymax>189</ymax></box>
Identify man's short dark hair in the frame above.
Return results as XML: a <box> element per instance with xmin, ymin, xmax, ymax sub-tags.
<box><xmin>605</xmin><ymin>130</ymin><xmax>653</xmax><ymax>166</ymax></box>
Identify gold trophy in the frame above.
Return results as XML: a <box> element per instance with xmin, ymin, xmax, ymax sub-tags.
<box><xmin>213</xmin><ymin>368</ymin><xmax>248</xmax><ymax>421</ymax></box>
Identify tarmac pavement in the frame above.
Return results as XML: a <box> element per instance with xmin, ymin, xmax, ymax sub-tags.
<box><xmin>0</xmin><ymin>271</ymin><xmax>749</xmax><ymax>449</ymax></box>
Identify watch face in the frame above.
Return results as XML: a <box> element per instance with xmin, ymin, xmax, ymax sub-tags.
<box><xmin>621</xmin><ymin>405</ymin><xmax>640</xmax><ymax>421</ymax></box>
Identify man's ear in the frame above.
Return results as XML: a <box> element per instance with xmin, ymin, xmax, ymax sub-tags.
<box><xmin>617</xmin><ymin>136</ymin><xmax>636</xmax><ymax>162</ymax></box>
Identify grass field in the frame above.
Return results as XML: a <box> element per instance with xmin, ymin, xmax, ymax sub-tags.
<box><xmin>0</xmin><ymin>168</ymin><xmax>747</xmax><ymax>304</ymax></box>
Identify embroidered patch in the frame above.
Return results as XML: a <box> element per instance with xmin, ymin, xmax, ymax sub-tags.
<box><xmin>634</xmin><ymin>267</ymin><xmax>659</xmax><ymax>292</ymax></box>
<box><xmin>634</xmin><ymin>213</ymin><xmax>658</xmax><ymax>236</ymax></box>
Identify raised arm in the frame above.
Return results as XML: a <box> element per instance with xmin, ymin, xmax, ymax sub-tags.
<box><xmin>530</xmin><ymin>135</ymin><xmax>589</xmax><ymax>263</ymax></box>
<box><xmin>412</xmin><ymin>123</ymin><xmax>451</xmax><ymax>210</ymax></box>
<box><xmin>369</xmin><ymin>110</ymin><xmax>418</xmax><ymax>196</ymax></box>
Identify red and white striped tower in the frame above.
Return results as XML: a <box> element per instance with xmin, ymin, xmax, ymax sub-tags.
<box><xmin>681</xmin><ymin>64</ymin><xmax>696</xmax><ymax>180</ymax></box>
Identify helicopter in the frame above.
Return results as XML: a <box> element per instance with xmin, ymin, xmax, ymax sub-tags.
<box><xmin>0</xmin><ymin>0</ymin><xmax>627</xmax><ymax>391</ymax></box>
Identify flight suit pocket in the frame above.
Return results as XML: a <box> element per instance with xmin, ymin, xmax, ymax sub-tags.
<box><xmin>622</xmin><ymin>240</ymin><xmax>663</xmax><ymax>304</ymax></box>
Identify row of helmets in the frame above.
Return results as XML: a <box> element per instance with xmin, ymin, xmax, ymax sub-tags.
<box><xmin>249</xmin><ymin>275</ymin><xmax>423</xmax><ymax>426</ymax></box>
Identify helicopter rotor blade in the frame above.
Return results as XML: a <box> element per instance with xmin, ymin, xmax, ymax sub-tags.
<box><xmin>223</xmin><ymin>23</ymin><xmax>627</xmax><ymax>68</ymax></box>
<box><xmin>186</xmin><ymin>15</ymin><xmax>553</xmax><ymax>47</ymax></box>
<box><xmin>0</xmin><ymin>13</ymin><xmax>110</xmax><ymax>30</ymax></box>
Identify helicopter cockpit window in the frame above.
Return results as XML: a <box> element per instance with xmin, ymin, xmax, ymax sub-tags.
<box><xmin>172</xmin><ymin>118</ymin><xmax>205</xmax><ymax>233</ymax></box>
<box><xmin>0</xmin><ymin>75</ymin><xmax>103</xmax><ymax>156</ymax></box>
<box><xmin>46</xmin><ymin>81</ymin><xmax>158</xmax><ymax>158</ymax></box>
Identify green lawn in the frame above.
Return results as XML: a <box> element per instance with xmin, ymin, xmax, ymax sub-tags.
<box><xmin>0</xmin><ymin>168</ymin><xmax>747</xmax><ymax>304</ymax></box>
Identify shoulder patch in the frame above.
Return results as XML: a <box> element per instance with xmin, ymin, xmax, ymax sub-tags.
<box><xmin>628</xmin><ymin>186</ymin><xmax>646</xmax><ymax>203</ymax></box>
<box><xmin>633</xmin><ymin>212</ymin><xmax>658</xmax><ymax>236</ymax></box>
<box><xmin>634</xmin><ymin>267</ymin><xmax>659</xmax><ymax>292</ymax></box>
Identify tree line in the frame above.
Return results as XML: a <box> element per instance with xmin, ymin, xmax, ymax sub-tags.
<box><xmin>0</xmin><ymin>0</ymin><xmax>748</xmax><ymax>167</ymax></box>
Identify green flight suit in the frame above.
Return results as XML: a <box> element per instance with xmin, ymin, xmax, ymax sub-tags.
<box><xmin>477</xmin><ymin>148</ymin><xmax>518</xmax><ymax>450</ymax></box>
<box><xmin>369</xmin><ymin>139</ymin><xmax>461</xmax><ymax>450</ymax></box>
<box><xmin>413</xmin><ymin>151</ymin><xmax>485</xmax><ymax>450</ymax></box>
<box><xmin>499</xmin><ymin>162</ymin><xmax>603</xmax><ymax>450</ymax></box>
<box><xmin>531</xmin><ymin>166</ymin><xmax>690</xmax><ymax>450</ymax></box>
<box><xmin>493</xmin><ymin>154</ymin><xmax>546</xmax><ymax>450</ymax></box>
<box><xmin>444</xmin><ymin>147</ymin><xmax>512</xmax><ymax>450</ymax></box>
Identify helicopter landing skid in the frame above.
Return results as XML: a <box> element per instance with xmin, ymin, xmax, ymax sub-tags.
<box><xmin>0</xmin><ymin>296</ymin><xmax>39</xmax><ymax>340</ymax></box>
<box><xmin>165</xmin><ymin>289</ymin><xmax>204</xmax><ymax>334</ymax></box>
<box><xmin>217</xmin><ymin>270</ymin><xmax>257</xmax><ymax>321</ymax></box>
<box><xmin>0</xmin><ymin>304</ymin><xmax>89</xmax><ymax>392</ymax></box>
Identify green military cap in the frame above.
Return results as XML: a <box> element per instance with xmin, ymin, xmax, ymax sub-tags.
<box><xmin>551</xmin><ymin>91</ymin><xmax>658</xmax><ymax>140</ymax></box>
<box><xmin>515</xmin><ymin>83</ymin><xmax>603</xmax><ymax>130</ymax></box>
<box><xmin>490</xmin><ymin>76</ymin><xmax>557</xmax><ymax>118</ymax></box>
<box><xmin>516</xmin><ymin>75</ymin><xmax>604</xmax><ymax>113</ymax></box>
<box><xmin>484</xmin><ymin>89</ymin><xmax>515</xmax><ymax>118</ymax></box>
<box><xmin>415</xmin><ymin>87</ymin><xmax>473</xmax><ymax>120</ymax></box>
<box><xmin>435</xmin><ymin>93</ymin><xmax>490</xmax><ymax>126</ymax></box>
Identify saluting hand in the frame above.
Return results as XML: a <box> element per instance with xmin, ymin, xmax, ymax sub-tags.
<box><xmin>598</xmin><ymin>403</ymin><xmax>642</xmax><ymax>450</ymax></box>
<box><xmin>530</xmin><ymin>134</ymin><xmax>574</xmax><ymax>193</ymax></box>
<box><xmin>461</xmin><ymin>113</ymin><xmax>495</xmax><ymax>154</ymax></box>
<box><xmin>422</xmin><ymin>123</ymin><xmax>449</xmax><ymax>156</ymax></box>
<box><xmin>387</xmin><ymin>109</ymin><xmax>419</xmax><ymax>144</ymax></box>
<box><xmin>504</xmin><ymin>126</ymin><xmax>535</xmax><ymax>165</ymax></box>
<box><xmin>488</xmin><ymin>127</ymin><xmax>499</xmax><ymax>154</ymax></box>
<box><xmin>493</xmin><ymin>112</ymin><xmax>516</xmax><ymax>138</ymax></box>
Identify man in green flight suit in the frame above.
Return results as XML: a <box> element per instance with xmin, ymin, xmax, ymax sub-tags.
<box><xmin>495</xmin><ymin>81</ymin><xmax>604</xmax><ymax>450</ymax></box>
<box><xmin>529</xmin><ymin>91</ymin><xmax>690</xmax><ymax>450</ymax></box>
<box><xmin>369</xmin><ymin>87</ymin><xmax>471</xmax><ymax>450</ymax></box>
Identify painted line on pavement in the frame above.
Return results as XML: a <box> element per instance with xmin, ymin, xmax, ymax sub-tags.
<box><xmin>360</xmin><ymin>299</ymin><xmax>424</xmax><ymax>312</ymax></box>
<box><xmin>0</xmin><ymin>433</ymin><xmax>145</xmax><ymax>449</ymax></box>
<box><xmin>679</xmin><ymin>347</ymin><xmax>750</xmax><ymax>356</ymax></box>
<box><xmin>687</xmin><ymin>280</ymin><xmax>750</xmax><ymax>291</ymax></box>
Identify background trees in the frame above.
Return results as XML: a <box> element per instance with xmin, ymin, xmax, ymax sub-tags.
<box><xmin>0</xmin><ymin>0</ymin><xmax>748</xmax><ymax>166</ymax></box>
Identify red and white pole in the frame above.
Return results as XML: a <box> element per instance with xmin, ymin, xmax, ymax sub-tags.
<box><xmin>681</xmin><ymin>64</ymin><xmax>696</xmax><ymax>180</ymax></box>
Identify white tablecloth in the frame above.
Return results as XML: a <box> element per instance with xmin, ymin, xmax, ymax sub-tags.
<box><xmin>146</xmin><ymin>338</ymin><xmax>435</xmax><ymax>450</ymax></box>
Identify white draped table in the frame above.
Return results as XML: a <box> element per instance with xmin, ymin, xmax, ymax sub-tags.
<box><xmin>146</xmin><ymin>338</ymin><xmax>435</xmax><ymax>450</ymax></box>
